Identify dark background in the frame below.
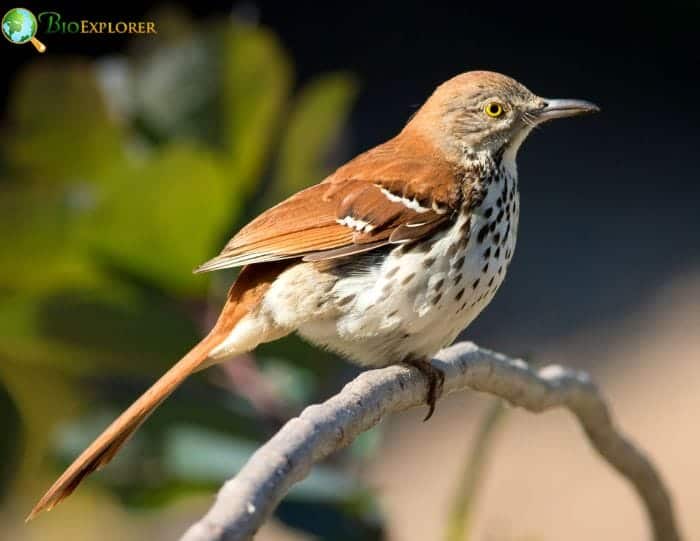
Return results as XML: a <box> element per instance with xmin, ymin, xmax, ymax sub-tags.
<box><xmin>4</xmin><ymin>1</ymin><xmax>697</xmax><ymax>356</ymax></box>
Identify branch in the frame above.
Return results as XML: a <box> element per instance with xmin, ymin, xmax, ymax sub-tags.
<box><xmin>180</xmin><ymin>341</ymin><xmax>682</xmax><ymax>541</ymax></box>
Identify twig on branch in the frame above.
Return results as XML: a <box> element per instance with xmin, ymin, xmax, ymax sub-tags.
<box><xmin>180</xmin><ymin>341</ymin><xmax>682</xmax><ymax>541</ymax></box>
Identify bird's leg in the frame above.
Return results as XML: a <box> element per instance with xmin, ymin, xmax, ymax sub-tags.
<box><xmin>403</xmin><ymin>358</ymin><xmax>445</xmax><ymax>421</ymax></box>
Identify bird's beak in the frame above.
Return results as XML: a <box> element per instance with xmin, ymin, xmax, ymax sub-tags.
<box><xmin>533</xmin><ymin>98</ymin><xmax>600</xmax><ymax>122</ymax></box>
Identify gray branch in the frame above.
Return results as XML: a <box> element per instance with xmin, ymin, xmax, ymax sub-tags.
<box><xmin>180</xmin><ymin>341</ymin><xmax>682</xmax><ymax>541</ymax></box>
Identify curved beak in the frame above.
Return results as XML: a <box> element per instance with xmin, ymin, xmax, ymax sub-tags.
<box><xmin>534</xmin><ymin>98</ymin><xmax>600</xmax><ymax>122</ymax></box>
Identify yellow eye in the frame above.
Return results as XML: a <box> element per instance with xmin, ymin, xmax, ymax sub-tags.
<box><xmin>484</xmin><ymin>102</ymin><xmax>504</xmax><ymax>118</ymax></box>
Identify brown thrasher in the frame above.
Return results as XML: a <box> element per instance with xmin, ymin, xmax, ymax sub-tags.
<box><xmin>28</xmin><ymin>71</ymin><xmax>598</xmax><ymax>520</ymax></box>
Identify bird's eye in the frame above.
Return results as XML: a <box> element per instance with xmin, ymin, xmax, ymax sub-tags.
<box><xmin>484</xmin><ymin>102</ymin><xmax>504</xmax><ymax>118</ymax></box>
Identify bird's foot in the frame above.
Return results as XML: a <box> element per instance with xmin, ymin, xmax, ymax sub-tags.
<box><xmin>403</xmin><ymin>359</ymin><xmax>445</xmax><ymax>421</ymax></box>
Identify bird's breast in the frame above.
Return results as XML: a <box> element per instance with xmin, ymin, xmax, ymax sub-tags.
<box><xmin>289</xmin><ymin>163</ymin><xmax>520</xmax><ymax>367</ymax></box>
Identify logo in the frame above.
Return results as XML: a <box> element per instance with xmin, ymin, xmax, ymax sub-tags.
<box><xmin>38</xmin><ymin>12</ymin><xmax>157</xmax><ymax>36</ymax></box>
<box><xmin>2</xmin><ymin>8</ymin><xmax>46</xmax><ymax>52</ymax></box>
<box><xmin>2</xmin><ymin>8</ymin><xmax>158</xmax><ymax>53</ymax></box>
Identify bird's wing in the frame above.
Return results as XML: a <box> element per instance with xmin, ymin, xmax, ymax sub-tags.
<box><xmin>195</xmin><ymin>135</ymin><xmax>467</xmax><ymax>272</ymax></box>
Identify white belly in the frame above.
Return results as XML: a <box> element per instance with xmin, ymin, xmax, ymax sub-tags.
<box><xmin>278</xmin><ymin>163</ymin><xmax>520</xmax><ymax>367</ymax></box>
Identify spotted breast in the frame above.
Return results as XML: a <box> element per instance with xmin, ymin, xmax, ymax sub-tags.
<box><xmin>268</xmin><ymin>152</ymin><xmax>519</xmax><ymax>368</ymax></box>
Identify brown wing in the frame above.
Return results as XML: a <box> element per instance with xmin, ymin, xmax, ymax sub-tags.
<box><xmin>195</xmin><ymin>133</ymin><xmax>466</xmax><ymax>273</ymax></box>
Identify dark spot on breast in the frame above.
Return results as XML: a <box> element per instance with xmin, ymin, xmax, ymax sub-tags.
<box><xmin>477</xmin><ymin>224</ymin><xmax>489</xmax><ymax>243</ymax></box>
<box><xmin>497</xmin><ymin>209</ymin><xmax>504</xmax><ymax>223</ymax></box>
<box><xmin>472</xmin><ymin>278</ymin><xmax>480</xmax><ymax>289</ymax></box>
<box><xmin>423</xmin><ymin>256</ymin><xmax>436</xmax><ymax>268</ymax></box>
<box><xmin>337</xmin><ymin>294</ymin><xmax>355</xmax><ymax>306</ymax></box>
<box><xmin>483</xmin><ymin>246</ymin><xmax>491</xmax><ymax>259</ymax></box>
<box><xmin>446</xmin><ymin>243</ymin><xmax>458</xmax><ymax>258</ymax></box>
<box><xmin>484</xmin><ymin>207</ymin><xmax>493</xmax><ymax>218</ymax></box>
<box><xmin>453</xmin><ymin>272</ymin><xmax>463</xmax><ymax>285</ymax></box>
<box><xmin>495</xmin><ymin>247</ymin><xmax>501</xmax><ymax>258</ymax></box>
<box><xmin>432</xmin><ymin>293</ymin><xmax>443</xmax><ymax>305</ymax></box>
<box><xmin>498</xmin><ymin>265</ymin><xmax>503</xmax><ymax>275</ymax></box>
<box><xmin>489</xmin><ymin>221</ymin><xmax>496</xmax><ymax>232</ymax></box>
<box><xmin>488</xmin><ymin>276</ymin><xmax>494</xmax><ymax>287</ymax></box>
<box><xmin>434</xmin><ymin>278</ymin><xmax>445</xmax><ymax>291</ymax></box>
<box><xmin>377</xmin><ymin>291</ymin><xmax>391</xmax><ymax>303</ymax></box>
<box><xmin>494</xmin><ymin>233</ymin><xmax>501</xmax><ymax>245</ymax></box>
<box><xmin>401</xmin><ymin>272</ymin><xmax>416</xmax><ymax>285</ymax></box>
<box><xmin>455</xmin><ymin>288</ymin><xmax>465</xmax><ymax>301</ymax></box>
<box><xmin>496</xmin><ymin>197</ymin><xmax>503</xmax><ymax>208</ymax></box>
<box><xmin>454</xmin><ymin>255</ymin><xmax>466</xmax><ymax>269</ymax></box>
<box><xmin>387</xmin><ymin>309</ymin><xmax>399</xmax><ymax>318</ymax></box>
<box><xmin>385</xmin><ymin>266</ymin><xmax>399</xmax><ymax>279</ymax></box>
<box><xmin>482</xmin><ymin>262</ymin><xmax>489</xmax><ymax>274</ymax></box>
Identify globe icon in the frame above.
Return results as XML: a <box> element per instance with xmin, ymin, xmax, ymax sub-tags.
<box><xmin>2</xmin><ymin>7</ymin><xmax>46</xmax><ymax>52</ymax></box>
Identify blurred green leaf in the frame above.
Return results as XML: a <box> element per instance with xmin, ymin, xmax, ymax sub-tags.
<box><xmin>0</xmin><ymin>290</ymin><xmax>101</xmax><ymax>372</ymax></box>
<box><xmin>0</xmin><ymin>185</ymin><xmax>101</xmax><ymax>293</ymax></box>
<box><xmin>37</xmin><ymin>287</ymin><xmax>199</xmax><ymax>372</ymax></box>
<box><xmin>220</xmin><ymin>21</ymin><xmax>292</xmax><ymax>202</ymax></box>
<box><xmin>86</xmin><ymin>144</ymin><xmax>236</xmax><ymax>295</ymax></box>
<box><xmin>0</xmin><ymin>359</ymin><xmax>80</xmax><ymax>498</ymax></box>
<box><xmin>3</xmin><ymin>60</ymin><xmax>125</xmax><ymax>184</ymax></box>
<box><xmin>271</xmin><ymin>72</ymin><xmax>358</xmax><ymax>201</ymax></box>
<box><xmin>0</xmin><ymin>284</ymin><xmax>199</xmax><ymax>375</ymax></box>
<box><xmin>0</xmin><ymin>377</ymin><xmax>22</xmax><ymax>502</ymax></box>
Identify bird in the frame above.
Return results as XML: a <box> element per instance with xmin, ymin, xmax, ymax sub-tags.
<box><xmin>28</xmin><ymin>70</ymin><xmax>598</xmax><ymax>520</ymax></box>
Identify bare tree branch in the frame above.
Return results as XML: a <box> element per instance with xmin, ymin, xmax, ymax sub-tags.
<box><xmin>180</xmin><ymin>341</ymin><xmax>682</xmax><ymax>541</ymax></box>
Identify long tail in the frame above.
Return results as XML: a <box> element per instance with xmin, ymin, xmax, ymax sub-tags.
<box><xmin>26</xmin><ymin>333</ymin><xmax>218</xmax><ymax>521</ymax></box>
<box><xmin>27</xmin><ymin>262</ymin><xmax>289</xmax><ymax>521</ymax></box>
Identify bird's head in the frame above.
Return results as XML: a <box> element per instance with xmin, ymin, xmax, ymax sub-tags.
<box><xmin>405</xmin><ymin>70</ymin><xmax>599</xmax><ymax>162</ymax></box>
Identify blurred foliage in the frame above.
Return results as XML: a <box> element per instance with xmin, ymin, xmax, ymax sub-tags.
<box><xmin>445</xmin><ymin>400</ymin><xmax>507</xmax><ymax>541</ymax></box>
<box><xmin>0</xmin><ymin>7</ymin><xmax>381</xmax><ymax>540</ymax></box>
<box><xmin>0</xmin><ymin>379</ymin><xmax>22</xmax><ymax>503</ymax></box>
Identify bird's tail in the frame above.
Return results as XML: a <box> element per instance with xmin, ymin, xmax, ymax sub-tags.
<box><xmin>27</xmin><ymin>262</ymin><xmax>289</xmax><ymax>521</ymax></box>
<box><xmin>26</xmin><ymin>334</ymin><xmax>218</xmax><ymax>521</ymax></box>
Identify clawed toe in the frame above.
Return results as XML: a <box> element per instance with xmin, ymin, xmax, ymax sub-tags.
<box><xmin>403</xmin><ymin>359</ymin><xmax>445</xmax><ymax>421</ymax></box>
